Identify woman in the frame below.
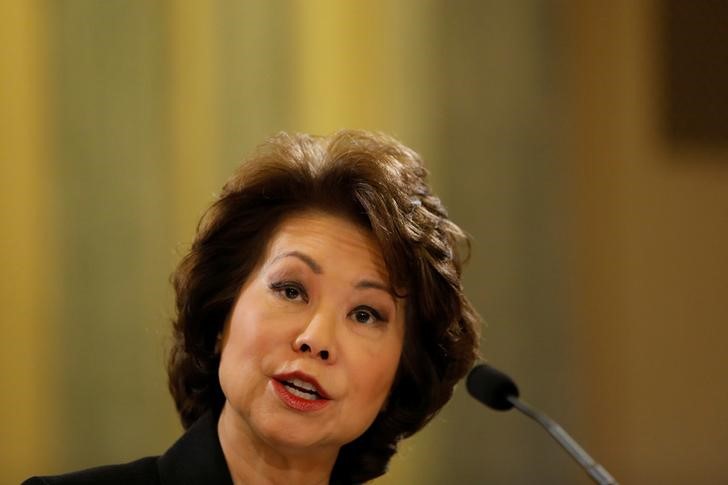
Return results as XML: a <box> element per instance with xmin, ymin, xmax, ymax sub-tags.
<box><xmin>25</xmin><ymin>130</ymin><xmax>480</xmax><ymax>484</ymax></box>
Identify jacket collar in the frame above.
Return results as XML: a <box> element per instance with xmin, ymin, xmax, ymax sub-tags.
<box><xmin>158</xmin><ymin>411</ymin><xmax>233</xmax><ymax>485</ymax></box>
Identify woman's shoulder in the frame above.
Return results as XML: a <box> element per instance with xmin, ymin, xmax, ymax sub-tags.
<box><xmin>22</xmin><ymin>456</ymin><xmax>160</xmax><ymax>485</ymax></box>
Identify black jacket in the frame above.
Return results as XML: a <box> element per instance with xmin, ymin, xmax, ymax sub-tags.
<box><xmin>23</xmin><ymin>412</ymin><xmax>233</xmax><ymax>485</ymax></box>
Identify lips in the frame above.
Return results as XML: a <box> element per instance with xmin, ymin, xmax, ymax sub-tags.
<box><xmin>273</xmin><ymin>371</ymin><xmax>331</xmax><ymax>399</ymax></box>
<box><xmin>272</xmin><ymin>371</ymin><xmax>332</xmax><ymax>412</ymax></box>
<box><xmin>283</xmin><ymin>377</ymin><xmax>322</xmax><ymax>399</ymax></box>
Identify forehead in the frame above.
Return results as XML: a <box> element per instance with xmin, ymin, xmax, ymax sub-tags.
<box><xmin>263</xmin><ymin>211</ymin><xmax>390</xmax><ymax>279</ymax></box>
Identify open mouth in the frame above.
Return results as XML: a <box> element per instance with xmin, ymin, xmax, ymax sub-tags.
<box><xmin>280</xmin><ymin>378</ymin><xmax>322</xmax><ymax>400</ymax></box>
<box><xmin>281</xmin><ymin>379</ymin><xmax>321</xmax><ymax>401</ymax></box>
<box><xmin>272</xmin><ymin>371</ymin><xmax>331</xmax><ymax>411</ymax></box>
<box><xmin>272</xmin><ymin>376</ymin><xmax>331</xmax><ymax>412</ymax></box>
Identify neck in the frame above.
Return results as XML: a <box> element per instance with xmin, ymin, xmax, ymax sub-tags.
<box><xmin>217</xmin><ymin>404</ymin><xmax>338</xmax><ymax>485</ymax></box>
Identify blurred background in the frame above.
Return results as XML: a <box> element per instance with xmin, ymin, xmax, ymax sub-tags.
<box><xmin>2</xmin><ymin>1</ymin><xmax>727</xmax><ymax>483</ymax></box>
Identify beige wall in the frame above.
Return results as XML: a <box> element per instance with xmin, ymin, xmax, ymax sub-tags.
<box><xmin>0</xmin><ymin>1</ymin><xmax>57</xmax><ymax>479</ymax></box>
<box><xmin>566</xmin><ymin>2</ymin><xmax>728</xmax><ymax>483</ymax></box>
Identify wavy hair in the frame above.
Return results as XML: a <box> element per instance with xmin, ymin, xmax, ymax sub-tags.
<box><xmin>167</xmin><ymin>130</ymin><xmax>480</xmax><ymax>483</ymax></box>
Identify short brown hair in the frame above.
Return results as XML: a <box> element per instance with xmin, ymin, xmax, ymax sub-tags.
<box><xmin>168</xmin><ymin>130</ymin><xmax>480</xmax><ymax>483</ymax></box>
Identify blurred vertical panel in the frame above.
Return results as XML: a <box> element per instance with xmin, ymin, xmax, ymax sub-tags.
<box><xmin>49</xmin><ymin>0</ymin><xmax>177</xmax><ymax>471</ymax></box>
<box><xmin>562</xmin><ymin>1</ymin><xmax>636</xmax><ymax>481</ymax></box>
<box><xmin>295</xmin><ymin>0</ymin><xmax>444</xmax><ymax>191</ymax></box>
<box><xmin>165</xmin><ymin>0</ymin><xmax>222</xmax><ymax>245</ymax></box>
<box><xmin>565</xmin><ymin>1</ymin><xmax>728</xmax><ymax>483</ymax></box>
<box><xmin>0</xmin><ymin>2</ymin><xmax>57</xmax><ymax>483</ymax></box>
<box><xmin>216</xmin><ymin>0</ymin><xmax>295</xmax><ymax>171</ymax></box>
<box><xmin>291</xmin><ymin>0</ymin><xmax>385</xmax><ymax>133</ymax></box>
<box><xmin>375</xmin><ymin>1</ymin><xmax>439</xmax><ymax>161</ymax></box>
<box><xmin>289</xmin><ymin>0</ymin><xmax>438</xmax><ymax>151</ymax></box>
<box><xmin>422</xmin><ymin>2</ymin><xmax>579</xmax><ymax>484</ymax></box>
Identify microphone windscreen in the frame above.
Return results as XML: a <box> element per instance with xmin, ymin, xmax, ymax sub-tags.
<box><xmin>466</xmin><ymin>364</ymin><xmax>520</xmax><ymax>411</ymax></box>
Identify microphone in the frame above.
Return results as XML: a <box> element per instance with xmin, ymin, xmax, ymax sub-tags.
<box><xmin>466</xmin><ymin>364</ymin><xmax>618</xmax><ymax>485</ymax></box>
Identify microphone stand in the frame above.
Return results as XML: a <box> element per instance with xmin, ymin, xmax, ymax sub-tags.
<box><xmin>507</xmin><ymin>395</ymin><xmax>618</xmax><ymax>485</ymax></box>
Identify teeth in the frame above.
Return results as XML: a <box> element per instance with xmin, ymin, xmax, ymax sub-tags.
<box><xmin>285</xmin><ymin>384</ymin><xmax>318</xmax><ymax>400</ymax></box>
<box><xmin>289</xmin><ymin>378</ymin><xmax>318</xmax><ymax>393</ymax></box>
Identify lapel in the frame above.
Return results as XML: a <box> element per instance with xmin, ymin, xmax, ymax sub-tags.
<box><xmin>157</xmin><ymin>411</ymin><xmax>233</xmax><ymax>485</ymax></box>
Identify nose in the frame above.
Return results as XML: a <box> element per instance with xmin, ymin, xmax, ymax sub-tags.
<box><xmin>293</xmin><ymin>309</ymin><xmax>337</xmax><ymax>363</ymax></box>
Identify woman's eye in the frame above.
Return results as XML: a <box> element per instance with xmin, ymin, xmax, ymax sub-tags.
<box><xmin>270</xmin><ymin>282</ymin><xmax>308</xmax><ymax>302</ymax></box>
<box><xmin>350</xmin><ymin>307</ymin><xmax>384</xmax><ymax>325</ymax></box>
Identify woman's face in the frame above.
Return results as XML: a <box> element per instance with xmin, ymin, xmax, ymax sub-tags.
<box><xmin>218</xmin><ymin>210</ymin><xmax>405</xmax><ymax>456</ymax></box>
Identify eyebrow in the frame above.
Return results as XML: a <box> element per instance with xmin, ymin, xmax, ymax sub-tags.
<box><xmin>355</xmin><ymin>280</ymin><xmax>395</xmax><ymax>298</ymax></box>
<box><xmin>271</xmin><ymin>251</ymin><xmax>323</xmax><ymax>274</ymax></box>
<box><xmin>271</xmin><ymin>251</ymin><xmax>396</xmax><ymax>298</ymax></box>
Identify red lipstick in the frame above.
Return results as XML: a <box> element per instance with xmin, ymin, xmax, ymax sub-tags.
<box><xmin>272</xmin><ymin>371</ymin><xmax>331</xmax><ymax>412</ymax></box>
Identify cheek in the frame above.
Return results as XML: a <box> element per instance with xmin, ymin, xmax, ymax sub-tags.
<box><xmin>218</xmin><ymin>303</ymin><xmax>288</xmax><ymax>399</ymax></box>
<box><xmin>347</xmin><ymin>336</ymin><xmax>403</xmax><ymax>405</ymax></box>
<box><xmin>223</xmin><ymin>302</ymin><xmax>289</xmax><ymax>365</ymax></box>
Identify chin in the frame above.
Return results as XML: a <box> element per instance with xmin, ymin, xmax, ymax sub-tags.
<box><xmin>258</xmin><ymin>420</ymin><xmax>337</xmax><ymax>452</ymax></box>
